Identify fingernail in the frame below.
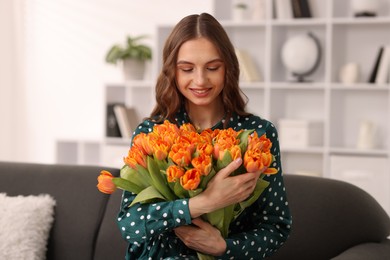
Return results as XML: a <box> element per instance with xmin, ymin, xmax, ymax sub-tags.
<box><xmin>235</xmin><ymin>158</ymin><xmax>242</xmax><ymax>164</ymax></box>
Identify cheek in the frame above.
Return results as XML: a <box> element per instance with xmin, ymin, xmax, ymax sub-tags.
<box><xmin>175</xmin><ymin>72</ymin><xmax>190</xmax><ymax>92</ymax></box>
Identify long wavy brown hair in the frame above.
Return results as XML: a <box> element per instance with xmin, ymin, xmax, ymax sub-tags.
<box><xmin>149</xmin><ymin>13</ymin><xmax>250</xmax><ymax>125</ymax></box>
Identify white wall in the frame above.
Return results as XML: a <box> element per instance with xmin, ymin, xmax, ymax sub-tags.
<box><xmin>0</xmin><ymin>0</ymin><xmax>19</xmax><ymax>161</ymax></box>
<box><xmin>0</xmin><ymin>0</ymin><xmax>213</xmax><ymax>164</ymax></box>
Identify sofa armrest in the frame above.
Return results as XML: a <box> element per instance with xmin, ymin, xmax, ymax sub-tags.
<box><xmin>331</xmin><ymin>239</ymin><xmax>390</xmax><ymax>260</ymax></box>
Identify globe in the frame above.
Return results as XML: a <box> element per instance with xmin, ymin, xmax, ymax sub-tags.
<box><xmin>281</xmin><ymin>32</ymin><xmax>321</xmax><ymax>82</ymax></box>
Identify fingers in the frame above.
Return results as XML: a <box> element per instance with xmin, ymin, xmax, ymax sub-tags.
<box><xmin>191</xmin><ymin>217</ymin><xmax>210</xmax><ymax>229</ymax></box>
<box><xmin>216</xmin><ymin>158</ymin><xmax>242</xmax><ymax>179</ymax></box>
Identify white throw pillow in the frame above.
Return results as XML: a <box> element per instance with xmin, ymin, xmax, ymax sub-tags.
<box><xmin>0</xmin><ymin>193</ymin><xmax>56</xmax><ymax>260</ymax></box>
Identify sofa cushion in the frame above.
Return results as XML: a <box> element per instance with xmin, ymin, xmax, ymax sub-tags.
<box><xmin>0</xmin><ymin>193</ymin><xmax>56</xmax><ymax>260</ymax></box>
<box><xmin>0</xmin><ymin>162</ymin><xmax>112</xmax><ymax>260</ymax></box>
<box><xmin>331</xmin><ymin>240</ymin><xmax>390</xmax><ymax>260</ymax></box>
<box><xmin>268</xmin><ymin>174</ymin><xmax>390</xmax><ymax>260</ymax></box>
<box><xmin>94</xmin><ymin>182</ymin><xmax>128</xmax><ymax>260</ymax></box>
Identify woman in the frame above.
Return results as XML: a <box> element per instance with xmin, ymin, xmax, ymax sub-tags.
<box><xmin>117</xmin><ymin>13</ymin><xmax>292</xmax><ymax>259</ymax></box>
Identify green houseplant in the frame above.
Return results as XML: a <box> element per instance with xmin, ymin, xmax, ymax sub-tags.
<box><xmin>105</xmin><ymin>35</ymin><xmax>152</xmax><ymax>80</ymax></box>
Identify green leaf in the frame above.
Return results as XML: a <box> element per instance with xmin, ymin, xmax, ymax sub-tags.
<box><xmin>135</xmin><ymin>164</ymin><xmax>153</xmax><ymax>186</ymax></box>
<box><xmin>147</xmin><ymin>157</ymin><xmax>176</xmax><ymax>201</ymax></box>
<box><xmin>199</xmin><ymin>168</ymin><xmax>216</xmax><ymax>190</ymax></box>
<box><xmin>222</xmin><ymin>205</ymin><xmax>235</xmax><ymax>237</ymax></box>
<box><xmin>154</xmin><ymin>156</ymin><xmax>168</xmax><ymax>171</ymax></box>
<box><xmin>197</xmin><ymin>252</ymin><xmax>215</xmax><ymax>260</ymax></box>
<box><xmin>129</xmin><ymin>186</ymin><xmax>166</xmax><ymax>207</ymax></box>
<box><xmin>205</xmin><ymin>208</ymin><xmax>226</xmax><ymax>236</ymax></box>
<box><xmin>120</xmin><ymin>165</ymin><xmax>149</xmax><ymax>189</ymax></box>
<box><xmin>188</xmin><ymin>188</ymin><xmax>203</xmax><ymax>198</ymax></box>
<box><xmin>173</xmin><ymin>181</ymin><xmax>189</xmax><ymax>199</ymax></box>
<box><xmin>234</xmin><ymin>178</ymin><xmax>270</xmax><ymax>219</ymax></box>
<box><xmin>238</xmin><ymin>129</ymin><xmax>254</xmax><ymax>155</ymax></box>
<box><xmin>216</xmin><ymin>151</ymin><xmax>232</xmax><ymax>172</ymax></box>
<box><xmin>112</xmin><ymin>177</ymin><xmax>143</xmax><ymax>194</ymax></box>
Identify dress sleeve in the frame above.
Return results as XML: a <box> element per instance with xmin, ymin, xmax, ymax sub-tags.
<box><xmin>117</xmin><ymin>191</ymin><xmax>192</xmax><ymax>243</ymax></box>
<box><xmin>218</xmin><ymin>120</ymin><xmax>292</xmax><ymax>259</ymax></box>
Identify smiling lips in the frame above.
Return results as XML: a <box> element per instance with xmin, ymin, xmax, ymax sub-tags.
<box><xmin>190</xmin><ymin>88</ymin><xmax>211</xmax><ymax>97</ymax></box>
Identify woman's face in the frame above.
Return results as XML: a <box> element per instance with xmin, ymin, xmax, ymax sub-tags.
<box><xmin>175</xmin><ymin>37</ymin><xmax>225</xmax><ymax>108</ymax></box>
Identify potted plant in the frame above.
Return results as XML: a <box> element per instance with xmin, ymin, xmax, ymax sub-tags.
<box><xmin>105</xmin><ymin>35</ymin><xmax>152</xmax><ymax>80</ymax></box>
<box><xmin>232</xmin><ymin>2</ymin><xmax>249</xmax><ymax>21</ymax></box>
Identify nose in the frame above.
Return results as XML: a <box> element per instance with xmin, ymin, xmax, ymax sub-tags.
<box><xmin>194</xmin><ymin>69</ymin><xmax>207</xmax><ymax>86</ymax></box>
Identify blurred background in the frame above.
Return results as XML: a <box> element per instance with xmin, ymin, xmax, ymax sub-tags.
<box><xmin>0</xmin><ymin>0</ymin><xmax>213</xmax><ymax>163</ymax></box>
<box><xmin>1</xmin><ymin>1</ymin><xmax>390</xmax><ymax>217</ymax></box>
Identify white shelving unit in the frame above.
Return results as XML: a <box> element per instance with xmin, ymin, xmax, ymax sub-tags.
<box><xmin>57</xmin><ymin>0</ymin><xmax>390</xmax><ymax>214</ymax></box>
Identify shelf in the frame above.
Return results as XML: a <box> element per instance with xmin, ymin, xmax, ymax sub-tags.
<box><xmin>330</xmin><ymin>147</ymin><xmax>389</xmax><ymax>157</ymax></box>
<box><xmin>332</xmin><ymin>17</ymin><xmax>390</xmax><ymax>25</ymax></box>
<box><xmin>330</xmin><ymin>83</ymin><xmax>390</xmax><ymax>90</ymax></box>
<box><xmin>270</xmin><ymin>82</ymin><xmax>326</xmax><ymax>89</ymax></box>
<box><xmin>271</xmin><ymin>18</ymin><xmax>328</xmax><ymax>26</ymax></box>
<box><xmin>221</xmin><ymin>20</ymin><xmax>266</xmax><ymax>27</ymax></box>
<box><xmin>280</xmin><ymin>146</ymin><xmax>324</xmax><ymax>154</ymax></box>
<box><xmin>239</xmin><ymin>82</ymin><xmax>265</xmax><ymax>89</ymax></box>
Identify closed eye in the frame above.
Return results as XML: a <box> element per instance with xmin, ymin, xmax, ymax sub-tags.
<box><xmin>181</xmin><ymin>68</ymin><xmax>193</xmax><ymax>72</ymax></box>
<box><xmin>207</xmin><ymin>66</ymin><xmax>220</xmax><ymax>71</ymax></box>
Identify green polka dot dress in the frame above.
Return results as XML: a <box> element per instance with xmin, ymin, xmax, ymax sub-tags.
<box><xmin>117</xmin><ymin>109</ymin><xmax>292</xmax><ymax>259</ymax></box>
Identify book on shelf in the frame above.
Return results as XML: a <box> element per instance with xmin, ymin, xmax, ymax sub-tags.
<box><xmin>274</xmin><ymin>0</ymin><xmax>293</xmax><ymax>19</ymax></box>
<box><xmin>368</xmin><ymin>46</ymin><xmax>384</xmax><ymax>83</ymax></box>
<box><xmin>113</xmin><ymin>105</ymin><xmax>140</xmax><ymax>139</ymax></box>
<box><xmin>299</xmin><ymin>0</ymin><xmax>312</xmax><ymax>18</ymax></box>
<box><xmin>106</xmin><ymin>103</ymin><xmax>121</xmax><ymax>138</ymax></box>
<box><xmin>235</xmin><ymin>48</ymin><xmax>262</xmax><ymax>82</ymax></box>
<box><xmin>291</xmin><ymin>0</ymin><xmax>312</xmax><ymax>18</ymax></box>
<box><xmin>375</xmin><ymin>45</ymin><xmax>390</xmax><ymax>85</ymax></box>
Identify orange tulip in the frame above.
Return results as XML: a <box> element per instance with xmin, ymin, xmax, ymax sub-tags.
<box><xmin>244</xmin><ymin>149</ymin><xmax>265</xmax><ymax>173</ymax></box>
<box><xmin>180</xmin><ymin>123</ymin><xmax>197</xmax><ymax>133</ymax></box>
<box><xmin>151</xmin><ymin>139</ymin><xmax>170</xmax><ymax>161</ymax></box>
<box><xmin>166</xmin><ymin>165</ymin><xmax>185</xmax><ymax>182</ymax></box>
<box><xmin>229</xmin><ymin>145</ymin><xmax>242</xmax><ymax>161</ymax></box>
<box><xmin>124</xmin><ymin>146</ymin><xmax>147</xmax><ymax>169</ymax></box>
<box><xmin>154</xmin><ymin>120</ymin><xmax>180</xmax><ymax>137</ymax></box>
<box><xmin>191</xmin><ymin>153</ymin><xmax>212</xmax><ymax>176</ymax></box>
<box><xmin>200</xmin><ymin>129</ymin><xmax>214</xmax><ymax>143</ymax></box>
<box><xmin>244</xmin><ymin>149</ymin><xmax>278</xmax><ymax>175</ymax></box>
<box><xmin>97</xmin><ymin>170</ymin><xmax>117</xmax><ymax>194</ymax></box>
<box><xmin>248</xmin><ymin>132</ymin><xmax>272</xmax><ymax>152</ymax></box>
<box><xmin>169</xmin><ymin>139</ymin><xmax>194</xmax><ymax>167</ymax></box>
<box><xmin>196</xmin><ymin>142</ymin><xmax>214</xmax><ymax>156</ymax></box>
<box><xmin>132</xmin><ymin>132</ymin><xmax>155</xmax><ymax>156</ymax></box>
<box><xmin>213</xmin><ymin>128</ymin><xmax>241</xmax><ymax>160</ymax></box>
<box><xmin>180</xmin><ymin>168</ymin><xmax>201</xmax><ymax>190</ymax></box>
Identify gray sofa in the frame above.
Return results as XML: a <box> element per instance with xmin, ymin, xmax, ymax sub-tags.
<box><xmin>0</xmin><ymin>161</ymin><xmax>389</xmax><ymax>260</ymax></box>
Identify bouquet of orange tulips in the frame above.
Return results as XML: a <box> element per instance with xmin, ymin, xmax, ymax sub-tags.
<box><xmin>97</xmin><ymin>120</ymin><xmax>278</xmax><ymax>259</ymax></box>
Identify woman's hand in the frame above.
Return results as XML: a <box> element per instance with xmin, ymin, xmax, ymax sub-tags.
<box><xmin>189</xmin><ymin>158</ymin><xmax>261</xmax><ymax>218</ymax></box>
<box><xmin>174</xmin><ymin>218</ymin><xmax>227</xmax><ymax>256</ymax></box>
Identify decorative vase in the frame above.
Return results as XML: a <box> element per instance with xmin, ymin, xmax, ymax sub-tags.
<box><xmin>339</xmin><ymin>63</ymin><xmax>360</xmax><ymax>84</ymax></box>
<box><xmin>357</xmin><ymin>120</ymin><xmax>376</xmax><ymax>149</ymax></box>
<box><xmin>252</xmin><ymin>0</ymin><xmax>266</xmax><ymax>21</ymax></box>
<box><xmin>232</xmin><ymin>3</ymin><xmax>249</xmax><ymax>21</ymax></box>
<box><xmin>123</xmin><ymin>59</ymin><xmax>146</xmax><ymax>80</ymax></box>
<box><xmin>351</xmin><ymin>0</ymin><xmax>380</xmax><ymax>17</ymax></box>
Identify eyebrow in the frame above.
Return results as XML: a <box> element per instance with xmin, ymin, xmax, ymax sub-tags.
<box><xmin>176</xmin><ymin>58</ymin><xmax>224</xmax><ymax>65</ymax></box>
